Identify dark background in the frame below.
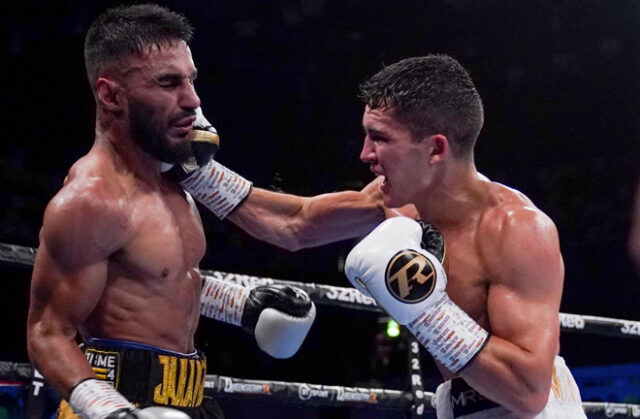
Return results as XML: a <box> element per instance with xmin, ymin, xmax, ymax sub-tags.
<box><xmin>2</xmin><ymin>0</ymin><xmax>639</xmax><ymax>408</ymax></box>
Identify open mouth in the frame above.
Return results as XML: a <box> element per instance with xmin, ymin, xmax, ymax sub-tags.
<box><xmin>380</xmin><ymin>176</ymin><xmax>390</xmax><ymax>194</ymax></box>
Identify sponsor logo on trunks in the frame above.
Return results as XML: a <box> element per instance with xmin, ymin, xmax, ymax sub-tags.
<box><xmin>298</xmin><ymin>384</ymin><xmax>329</xmax><ymax>400</ymax></box>
<box><xmin>85</xmin><ymin>349</ymin><xmax>119</xmax><ymax>388</ymax></box>
<box><xmin>558</xmin><ymin>313</ymin><xmax>585</xmax><ymax>329</ymax></box>
<box><xmin>336</xmin><ymin>388</ymin><xmax>379</xmax><ymax>403</ymax></box>
<box><xmin>153</xmin><ymin>355</ymin><xmax>206</xmax><ymax>408</ymax></box>
<box><xmin>30</xmin><ymin>368</ymin><xmax>45</xmax><ymax>397</ymax></box>
<box><xmin>219</xmin><ymin>377</ymin><xmax>271</xmax><ymax>394</ymax></box>
<box><xmin>385</xmin><ymin>250</ymin><xmax>436</xmax><ymax>303</ymax></box>
<box><xmin>450</xmin><ymin>378</ymin><xmax>501</xmax><ymax>416</ymax></box>
<box><xmin>324</xmin><ymin>285</ymin><xmax>377</xmax><ymax>306</ymax></box>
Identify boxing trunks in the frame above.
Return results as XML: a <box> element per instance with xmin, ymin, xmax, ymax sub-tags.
<box><xmin>432</xmin><ymin>356</ymin><xmax>586</xmax><ymax>418</ymax></box>
<box><xmin>56</xmin><ymin>338</ymin><xmax>224</xmax><ymax>419</ymax></box>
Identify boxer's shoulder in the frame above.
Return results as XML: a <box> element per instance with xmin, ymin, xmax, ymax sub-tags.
<box><xmin>43</xmin><ymin>166</ymin><xmax>132</xmax><ymax>262</ymax></box>
<box><xmin>476</xmin><ymin>182</ymin><xmax>557</xmax><ymax>247</ymax></box>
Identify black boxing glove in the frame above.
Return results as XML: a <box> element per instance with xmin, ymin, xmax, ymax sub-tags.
<box><xmin>165</xmin><ymin>107</ymin><xmax>220</xmax><ymax>182</ymax></box>
<box><xmin>200</xmin><ymin>278</ymin><xmax>316</xmax><ymax>359</ymax></box>
<box><xmin>242</xmin><ymin>285</ymin><xmax>317</xmax><ymax>359</ymax></box>
<box><xmin>165</xmin><ymin>107</ymin><xmax>252</xmax><ymax>219</ymax></box>
<box><xmin>418</xmin><ymin>220</ymin><xmax>445</xmax><ymax>263</ymax></box>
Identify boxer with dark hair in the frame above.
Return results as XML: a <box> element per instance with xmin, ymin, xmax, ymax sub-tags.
<box><xmin>343</xmin><ymin>55</ymin><xmax>587</xmax><ymax>418</ymax></box>
<box><xmin>27</xmin><ymin>4</ymin><xmax>390</xmax><ymax>418</ymax></box>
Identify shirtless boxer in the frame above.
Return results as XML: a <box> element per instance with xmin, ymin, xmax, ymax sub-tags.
<box><xmin>26</xmin><ymin>5</ymin><xmax>390</xmax><ymax>419</ymax></box>
<box><xmin>343</xmin><ymin>55</ymin><xmax>587</xmax><ymax>418</ymax></box>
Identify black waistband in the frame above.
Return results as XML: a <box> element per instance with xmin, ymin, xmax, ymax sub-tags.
<box><xmin>82</xmin><ymin>338</ymin><xmax>207</xmax><ymax>411</ymax></box>
<box><xmin>85</xmin><ymin>337</ymin><xmax>198</xmax><ymax>357</ymax></box>
<box><xmin>450</xmin><ymin>377</ymin><xmax>501</xmax><ymax>417</ymax></box>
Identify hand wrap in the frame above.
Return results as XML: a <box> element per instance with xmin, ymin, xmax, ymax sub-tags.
<box><xmin>164</xmin><ymin>107</ymin><xmax>252</xmax><ymax>219</ymax></box>
<box><xmin>200</xmin><ymin>276</ymin><xmax>315</xmax><ymax>358</ymax></box>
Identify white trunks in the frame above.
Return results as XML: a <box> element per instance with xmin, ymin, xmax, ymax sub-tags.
<box><xmin>431</xmin><ymin>356</ymin><xmax>586</xmax><ymax>418</ymax></box>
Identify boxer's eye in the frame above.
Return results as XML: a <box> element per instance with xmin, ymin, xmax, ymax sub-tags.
<box><xmin>157</xmin><ymin>74</ymin><xmax>183</xmax><ymax>88</ymax></box>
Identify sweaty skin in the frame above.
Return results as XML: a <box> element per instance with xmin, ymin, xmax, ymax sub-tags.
<box><xmin>361</xmin><ymin>106</ymin><xmax>563</xmax><ymax>418</ymax></box>
<box><xmin>27</xmin><ymin>41</ymin><xmax>405</xmax><ymax>401</ymax></box>
<box><xmin>27</xmin><ymin>41</ymin><xmax>205</xmax><ymax>398</ymax></box>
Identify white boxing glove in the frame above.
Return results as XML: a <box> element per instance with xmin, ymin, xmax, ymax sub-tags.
<box><xmin>345</xmin><ymin>217</ymin><xmax>489</xmax><ymax>373</ymax></box>
<box><xmin>127</xmin><ymin>407</ymin><xmax>191</xmax><ymax>419</ymax></box>
<box><xmin>345</xmin><ymin>217</ymin><xmax>447</xmax><ymax>324</ymax></box>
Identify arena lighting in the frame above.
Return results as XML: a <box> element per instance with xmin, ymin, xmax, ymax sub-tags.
<box><xmin>386</xmin><ymin>318</ymin><xmax>401</xmax><ymax>338</ymax></box>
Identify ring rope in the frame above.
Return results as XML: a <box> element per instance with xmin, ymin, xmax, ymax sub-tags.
<box><xmin>1</xmin><ymin>362</ymin><xmax>639</xmax><ymax>418</ymax></box>
<box><xmin>3</xmin><ymin>242</ymin><xmax>640</xmax><ymax>416</ymax></box>
<box><xmin>2</xmin><ymin>242</ymin><xmax>638</xmax><ymax>340</ymax></box>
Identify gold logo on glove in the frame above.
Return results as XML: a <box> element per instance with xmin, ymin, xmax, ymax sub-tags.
<box><xmin>386</xmin><ymin>250</ymin><xmax>436</xmax><ymax>303</ymax></box>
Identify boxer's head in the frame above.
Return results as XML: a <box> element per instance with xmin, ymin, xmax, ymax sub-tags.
<box><xmin>359</xmin><ymin>55</ymin><xmax>484</xmax><ymax>207</ymax></box>
<box><xmin>359</xmin><ymin>54</ymin><xmax>484</xmax><ymax>161</ymax></box>
<box><xmin>84</xmin><ymin>4</ymin><xmax>198</xmax><ymax>164</ymax></box>
<box><xmin>84</xmin><ymin>4</ymin><xmax>193</xmax><ymax>90</ymax></box>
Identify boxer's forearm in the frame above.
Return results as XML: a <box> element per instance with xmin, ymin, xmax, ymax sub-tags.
<box><xmin>27</xmin><ymin>327</ymin><xmax>94</xmax><ymax>399</ymax></box>
<box><xmin>227</xmin><ymin>187</ymin><xmax>385</xmax><ymax>251</ymax></box>
<box><xmin>457</xmin><ymin>337</ymin><xmax>556</xmax><ymax>418</ymax></box>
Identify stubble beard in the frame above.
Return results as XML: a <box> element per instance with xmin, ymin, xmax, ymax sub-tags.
<box><xmin>128</xmin><ymin>100</ymin><xmax>191</xmax><ymax>165</ymax></box>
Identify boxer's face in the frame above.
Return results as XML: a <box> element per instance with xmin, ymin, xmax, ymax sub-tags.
<box><xmin>122</xmin><ymin>41</ymin><xmax>200</xmax><ymax>164</ymax></box>
<box><xmin>361</xmin><ymin>106</ymin><xmax>433</xmax><ymax>208</ymax></box>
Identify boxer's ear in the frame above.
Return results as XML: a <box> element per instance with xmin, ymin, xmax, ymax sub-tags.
<box><xmin>427</xmin><ymin>134</ymin><xmax>449</xmax><ymax>164</ymax></box>
<box><xmin>96</xmin><ymin>77</ymin><xmax>123</xmax><ymax>112</ymax></box>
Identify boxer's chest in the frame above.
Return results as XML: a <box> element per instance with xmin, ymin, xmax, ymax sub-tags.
<box><xmin>116</xmin><ymin>188</ymin><xmax>206</xmax><ymax>281</ymax></box>
<box><xmin>440</xmin><ymin>228</ymin><xmax>491</xmax><ymax>329</ymax></box>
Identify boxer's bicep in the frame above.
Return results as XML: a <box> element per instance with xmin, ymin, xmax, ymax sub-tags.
<box><xmin>487</xmin><ymin>208</ymin><xmax>563</xmax><ymax>357</ymax></box>
<box><xmin>33</xmin><ymin>188</ymin><xmax>125</xmax><ymax>326</ymax></box>
<box><xmin>27</xmin><ymin>191</ymin><xmax>123</xmax><ymax>395</ymax></box>
<box><xmin>457</xmin><ymin>207</ymin><xmax>563</xmax><ymax>416</ymax></box>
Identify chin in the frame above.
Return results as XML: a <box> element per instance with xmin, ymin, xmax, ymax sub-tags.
<box><xmin>383</xmin><ymin>194</ymin><xmax>407</xmax><ymax>209</ymax></box>
<box><xmin>382</xmin><ymin>195</ymin><xmax>402</xmax><ymax>208</ymax></box>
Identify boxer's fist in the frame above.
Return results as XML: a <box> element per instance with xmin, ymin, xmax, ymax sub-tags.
<box><xmin>344</xmin><ymin>217</ymin><xmax>447</xmax><ymax>325</ymax></box>
<box><xmin>166</xmin><ymin>107</ymin><xmax>220</xmax><ymax>181</ymax></box>
<box><xmin>190</xmin><ymin>107</ymin><xmax>220</xmax><ymax>166</ymax></box>
<box><xmin>242</xmin><ymin>285</ymin><xmax>316</xmax><ymax>359</ymax></box>
<box><xmin>70</xmin><ymin>379</ymin><xmax>190</xmax><ymax>419</ymax></box>
<box><xmin>106</xmin><ymin>406</ymin><xmax>190</xmax><ymax>418</ymax></box>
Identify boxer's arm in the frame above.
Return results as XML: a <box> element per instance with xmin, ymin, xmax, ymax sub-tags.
<box><xmin>457</xmin><ymin>207</ymin><xmax>563</xmax><ymax>418</ymax></box>
<box><xmin>227</xmin><ymin>176</ymin><xmax>415</xmax><ymax>251</ymax></box>
<box><xmin>27</xmin><ymin>184</ymin><xmax>128</xmax><ymax>399</ymax></box>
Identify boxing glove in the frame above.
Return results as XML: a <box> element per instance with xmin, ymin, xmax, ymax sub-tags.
<box><xmin>166</xmin><ymin>107</ymin><xmax>220</xmax><ymax>181</ymax></box>
<box><xmin>106</xmin><ymin>406</ymin><xmax>190</xmax><ymax>418</ymax></box>
<box><xmin>164</xmin><ymin>107</ymin><xmax>252</xmax><ymax>219</ymax></box>
<box><xmin>345</xmin><ymin>217</ymin><xmax>489</xmax><ymax>373</ymax></box>
<box><xmin>70</xmin><ymin>379</ymin><xmax>190</xmax><ymax>419</ymax></box>
<box><xmin>200</xmin><ymin>277</ymin><xmax>315</xmax><ymax>359</ymax></box>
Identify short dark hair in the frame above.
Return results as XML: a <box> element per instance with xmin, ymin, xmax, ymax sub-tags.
<box><xmin>84</xmin><ymin>3</ymin><xmax>193</xmax><ymax>86</ymax></box>
<box><xmin>359</xmin><ymin>54</ymin><xmax>484</xmax><ymax>159</ymax></box>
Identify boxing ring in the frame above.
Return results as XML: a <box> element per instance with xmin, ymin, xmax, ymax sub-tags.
<box><xmin>1</xmin><ymin>243</ymin><xmax>639</xmax><ymax>418</ymax></box>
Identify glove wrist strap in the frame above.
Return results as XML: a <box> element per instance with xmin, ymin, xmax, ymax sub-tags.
<box><xmin>200</xmin><ymin>275</ymin><xmax>250</xmax><ymax>326</ymax></box>
<box><xmin>69</xmin><ymin>378</ymin><xmax>135</xmax><ymax>419</ymax></box>
<box><xmin>180</xmin><ymin>159</ymin><xmax>252</xmax><ymax>219</ymax></box>
<box><xmin>408</xmin><ymin>294</ymin><xmax>489</xmax><ymax>373</ymax></box>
